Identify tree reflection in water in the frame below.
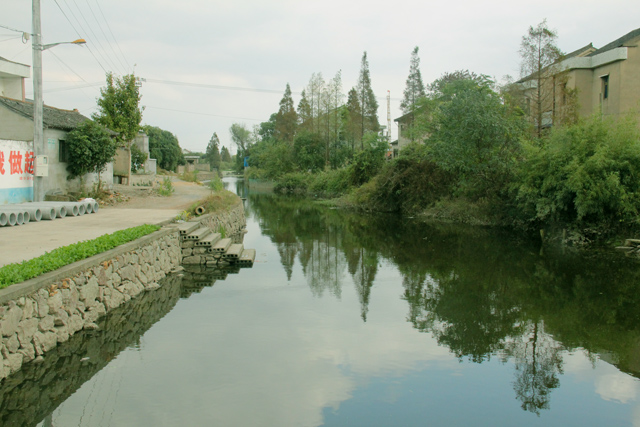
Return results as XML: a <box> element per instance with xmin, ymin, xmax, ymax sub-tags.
<box><xmin>248</xmin><ymin>192</ymin><xmax>640</xmax><ymax>415</ymax></box>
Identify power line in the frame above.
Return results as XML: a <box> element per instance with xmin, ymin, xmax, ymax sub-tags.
<box><xmin>86</xmin><ymin>0</ymin><xmax>128</xmax><ymax>73</ymax></box>
<box><xmin>145</xmin><ymin>105</ymin><xmax>262</xmax><ymax>122</ymax></box>
<box><xmin>95</xmin><ymin>0</ymin><xmax>131</xmax><ymax>72</ymax></box>
<box><xmin>53</xmin><ymin>0</ymin><xmax>107</xmax><ymax>73</ymax></box>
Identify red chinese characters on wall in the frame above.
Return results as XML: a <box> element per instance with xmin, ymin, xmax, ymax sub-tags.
<box><xmin>0</xmin><ymin>150</ymin><xmax>34</xmax><ymax>176</ymax></box>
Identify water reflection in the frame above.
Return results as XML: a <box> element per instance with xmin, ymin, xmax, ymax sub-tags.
<box><xmin>247</xmin><ymin>191</ymin><xmax>640</xmax><ymax>416</ymax></box>
<box><xmin>3</xmin><ymin>181</ymin><xmax>640</xmax><ymax>426</ymax></box>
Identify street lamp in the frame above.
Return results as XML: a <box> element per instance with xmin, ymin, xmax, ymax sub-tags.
<box><xmin>32</xmin><ymin>0</ymin><xmax>85</xmax><ymax>202</ymax></box>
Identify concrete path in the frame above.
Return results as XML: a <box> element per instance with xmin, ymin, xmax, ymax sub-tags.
<box><xmin>0</xmin><ymin>178</ymin><xmax>212</xmax><ymax>268</ymax></box>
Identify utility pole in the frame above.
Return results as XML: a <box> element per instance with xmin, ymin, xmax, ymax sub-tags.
<box><xmin>32</xmin><ymin>0</ymin><xmax>44</xmax><ymax>202</ymax></box>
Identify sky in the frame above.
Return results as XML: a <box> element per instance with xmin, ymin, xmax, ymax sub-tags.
<box><xmin>1</xmin><ymin>0</ymin><xmax>638</xmax><ymax>154</ymax></box>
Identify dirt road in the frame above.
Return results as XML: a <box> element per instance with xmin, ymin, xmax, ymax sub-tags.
<box><xmin>0</xmin><ymin>178</ymin><xmax>212</xmax><ymax>267</ymax></box>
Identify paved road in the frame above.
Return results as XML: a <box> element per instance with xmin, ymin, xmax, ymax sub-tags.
<box><xmin>0</xmin><ymin>179</ymin><xmax>212</xmax><ymax>268</ymax></box>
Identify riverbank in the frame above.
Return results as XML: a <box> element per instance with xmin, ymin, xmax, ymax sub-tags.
<box><xmin>0</xmin><ymin>180</ymin><xmax>246</xmax><ymax>381</ymax></box>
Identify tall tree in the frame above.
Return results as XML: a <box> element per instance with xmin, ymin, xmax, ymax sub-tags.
<box><xmin>206</xmin><ymin>132</ymin><xmax>222</xmax><ymax>170</ymax></box>
<box><xmin>519</xmin><ymin>19</ymin><xmax>563</xmax><ymax>139</ymax></box>
<box><xmin>356</xmin><ymin>51</ymin><xmax>379</xmax><ymax>146</ymax></box>
<box><xmin>275</xmin><ymin>83</ymin><xmax>298</xmax><ymax>143</ymax></box>
<box><xmin>65</xmin><ymin>120</ymin><xmax>116</xmax><ymax>191</ymax></box>
<box><xmin>400</xmin><ymin>46</ymin><xmax>426</xmax><ymax>114</ymax></box>
<box><xmin>93</xmin><ymin>72</ymin><xmax>143</xmax><ymax>145</ymax></box>
<box><xmin>220</xmin><ymin>146</ymin><xmax>231</xmax><ymax>163</ymax></box>
<box><xmin>230</xmin><ymin>123</ymin><xmax>254</xmax><ymax>170</ymax></box>
<box><xmin>297</xmin><ymin>89</ymin><xmax>313</xmax><ymax>132</ymax></box>
<box><xmin>345</xmin><ymin>88</ymin><xmax>362</xmax><ymax>154</ymax></box>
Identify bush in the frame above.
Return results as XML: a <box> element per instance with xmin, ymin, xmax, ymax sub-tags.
<box><xmin>157</xmin><ymin>176</ymin><xmax>174</xmax><ymax>196</ymax></box>
<box><xmin>515</xmin><ymin>115</ymin><xmax>640</xmax><ymax>238</ymax></box>
<box><xmin>274</xmin><ymin>172</ymin><xmax>311</xmax><ymax>194</ymax></box>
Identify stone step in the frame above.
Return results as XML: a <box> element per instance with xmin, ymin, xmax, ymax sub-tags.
<box><xmin>624</xmin><ymin>239</ymin><xmax>640</xmax><ymax>247</ymax></box>
<box><xmin>185</xmin><ymin>227</ymin><xmax>212</xmax><ymax>241</ymax></box>
<box><xmin>177</xmin><ymin>222</ymin><xmax>200</xmax><ymax>236</ymax></box>
<box><xmin>223</xmin><ymin>243</ymin><xmax>244</xmax><ymax>259</ymax></box>
<box><xmin>236</xmin><ymin>248</ymin><xmax>256</xmax><ymax>266</ymax></box>
<box><xmin>195</xmin><ymin>233</ymin><xmax>222</xmax><ymax>247</ymax></box>
<box><xmin>210</xmin><ymin>238</ymin><xmax>232</xmax><ymax>253</ymax></box>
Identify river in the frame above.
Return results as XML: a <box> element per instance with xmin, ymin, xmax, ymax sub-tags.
<box><xmin>2</xmin><ymin>177</ymin><xmax>640</xmax><ymax>426</ymax></box>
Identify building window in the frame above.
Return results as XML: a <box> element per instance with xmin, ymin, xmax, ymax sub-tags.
<box><xmin>601</xmin><ymin>75</ymin><xmax>609</xmax><ymax>100</ymax></box>
<box><xmin>59</xmin><ymin>140</ymin><xmax>68</xmax><ymax>162</ymax></box>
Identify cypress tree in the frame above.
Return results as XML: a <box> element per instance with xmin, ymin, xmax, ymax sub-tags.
<box><xmin>400</xmin><ymin>46</ymin><xmax>426</xmax><ymax>114</ymax></box>
<box><xmin>356</xmin><ymin>51</ymin><xmax>379</xmax><ymax>145</ymax></box>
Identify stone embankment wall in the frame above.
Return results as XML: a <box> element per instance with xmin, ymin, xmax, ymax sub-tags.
<box><xmin>0</xmin><ymin>229</ymin><xmax>181</xmax><ymax>381</ymax></box>
<box><xmin>0</xmin><ymin>200</ymin><xmax>246</xmax><ymax>382</ymax></box>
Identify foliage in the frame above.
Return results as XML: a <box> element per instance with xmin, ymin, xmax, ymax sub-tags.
<box><xmin>356</xmin><ymin>51</ymin><xmax>380</xmax><ymax>140</ymax></box>
<box><xmin>361</xmin><ymin>142</ymin><xmax>455</xmax><ymax>213</ymax></box>
<box><xmin>220</xmin><ymin>146</ymin><xmax>232</xmax><ymax>163</ymax></box>
<box><xmin>206</xmin><ymin>132</ymin><xmax>222</xmax><ymax>171</ymax></box>
<box><xmin>274</xmin><ymin>172</ymin><xmax>311</xmax><ymax>194</ymax></box>
<box><xmin>208</xmin><ymin>176</ymin><xmax>224</xmax><ymax>192</ymax></box>
<box><xmin>400</xmin><ymin>46</ymin><xmax>426</xmax><ymax>114</ymax></box>
<box><xmin>130</xmin><ymin>143</ymin><xmax>148</xmax><ymax>172</ymax></box>
<box><xmin>275</xmin><ymin>83</ymin><xmax>298</xmax><ymax>143</ymax></box>
<box><xmin>423</xmin><ymin>76</ymin><xmax>526</xmax><ymax>201</ymax></box>
<box><xmin>293</xmin><ymin>131</ymin><xmax>325</xmax><ymax>173</ymax></box>
<box><xmin>180</xmin><ymin>170</ymin><xmax>199</xmax><ymax>183</ymax></box>
<box><xmin>230</xmin><ymin>123</ymin><xmax>254</xmax><ymax>171</ymax></box>
<box><xmin>514</xmin><ymin>115</ymin><xmax>640</xmax><ymax>238</ymax></box>
<box><xmin>519</xmin><ymin>19</ymin><xmax>564</xmax><ymax>139</ymax></box>
<box><xmin>93</xmin><ymin>72</ymin><xmax>143</xmax><ymax>145</ymax></box>
<box><xmin>157</xmin><ymin>176</ymin><xmax>174</xmax><ymax>196</ymax></box>
<box><xmin>348</xmin><ymin>133</ymin><xmax>388</xmax><ymax>186</ymax></box>
<box><xmin>248</xmin><ymin>139</ymin><xmax>295</xmax><ymax>178</ymax></box>
<box><xmin>142</xmin><ymin>125</ymin><xmax>184</xmax><ymax>171</ymax></box>
<box><xmin>65</xmin><ymin>120</ymin><xmax>117</xmax><ymax>188</ymax></box>
<box><xmin>0</xmin><ymin>224</ymin><xmax>160</xmax><ymax>289</ymax></box>
<box><xmin>185</xmin><ymin>191</ymin><xmax>241</xmax><ymax>217</ymax></box>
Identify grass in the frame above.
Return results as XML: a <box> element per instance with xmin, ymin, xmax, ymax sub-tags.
<box><xmin>186</xmin><ymin>191</ymin><xmax>241</xmax><ymax>217</ymax></box>
<box><xmin>0</xmin><ymin>224</ymin><xmax>161</xmax><ymax>289</ymax></box>
<box><xmin>157</xmin><ymin>177</ymin><xmax>174</xmax><ymax>196</ymax></box>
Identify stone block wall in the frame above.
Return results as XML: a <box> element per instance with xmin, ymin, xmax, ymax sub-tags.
<box><xmin>0</xmin><ymin>230</ymin><xmax>181</xmax><ymax>381</ymax></box>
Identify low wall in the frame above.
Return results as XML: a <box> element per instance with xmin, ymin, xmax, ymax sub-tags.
<box><xmin>0</xmin><ymin>229</ymin><xmax>181</xmax><ymax>381</ymax></box>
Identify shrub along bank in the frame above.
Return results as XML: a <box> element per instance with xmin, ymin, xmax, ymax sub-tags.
<box><xmin>249</xmin><ymin>75</ymin><xmax>640</xmax><ymax>246</ymax></box>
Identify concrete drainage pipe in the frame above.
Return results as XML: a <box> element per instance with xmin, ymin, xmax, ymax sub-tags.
<box><xmin>195</xmin><ymin>206</ymin><xmax>206</xmax><ymax>215</ymax></box>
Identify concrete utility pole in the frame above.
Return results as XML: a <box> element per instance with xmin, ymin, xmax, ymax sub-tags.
<box><xmin>31</xmin><ymin>0</ymin><xmax>85</xmax><ymax>202</ymax></box>
<box><xmin>32</xmin><ymin>0</ymin><xmax>44</xmax><ymax>202</ymax></box>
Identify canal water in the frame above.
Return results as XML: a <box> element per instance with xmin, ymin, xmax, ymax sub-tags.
<box><xmin>2</xmin><ymin>177</ymin><xmax>639</xmax><ymax>426</ymax></box>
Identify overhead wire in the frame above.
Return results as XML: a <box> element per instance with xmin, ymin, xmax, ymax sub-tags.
<box><xmin>68</xmin><ymin>0</ymin><xmax>123</xmax><ymax>74</ymax></box>
<box><xmin>86</xmin><ymin>0</ymin><xmax>128</xmax><ymax>73</ymax></box>
<box><xmin>94</xmin><ymin>0</ymin><xmax>131</xmax><ymax>72</ymax></box>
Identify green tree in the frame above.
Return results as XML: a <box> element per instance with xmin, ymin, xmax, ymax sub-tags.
<box><xmin>275</xmin><ymin>83</ymin><xmax>298</xmax><ymax>143</ymax></box>
<box><xmin>230</xmin><ymin>123</ymin><xmax>254</xmax><ymax>170</ymax></box>
<box><xmin>142</xmin><ymin>125</ymin><xmax>184</xmax><ymax>171</ymax></box>
<box><xmin>130</xmin><ymin>144</ymin><xmax>148</xmax><ymax>172</ymax></box>
<box><xmin>400</xmin><ymin>46</ymin><xmax>426</xmax><ymax>114</ymax></box>
<box><xmin>93</xmin><ymin>72</ymin><xmax>143</xmax><ymax>145</ymax></box>
<box><xmin>220</xmin><ymin>146</ymin><xmax>231</xmax><ymax>163</ymax></box>
<box><xmin>297</xmin><ymin>90</ymin><xmax>313</xmax><ymax>132</ymax></box>
<box><xmin>425</xmin><ymin>76</ymin><xmax>526</xmax><ymax>200</ymax></box>
<box><xmin>356</xmin><ymin>51</ymin><xmax>379</xmax><ymax>145</ymax></box>
<box><xmin>344</xmin><ymin>88</ymin><xmax>362</xmax><ymax>155</ymax></box>
<box><xmin>206</xmin><ymin>132</ymin><xmax>222</xmax><ymax>171</ymax></box>
<box><xmin>519</xmin><ymin>20</ymin><xmax>563</xmax><ymax>139</ymax></box>
<box><xmin>65</xmin><ymin>120</ymin><xmax>117</xmax><ymax>190</ymax></box>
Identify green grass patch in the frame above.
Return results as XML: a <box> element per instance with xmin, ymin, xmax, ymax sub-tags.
<box><xmin>186</xmin><ymin>191</ymin><xmax>242</xmax><ymax>217</ymax></box>
<box><xmin>0</xmin><ymin>224</ymin><xmax>161</xmax><ymax>289</ymax></box>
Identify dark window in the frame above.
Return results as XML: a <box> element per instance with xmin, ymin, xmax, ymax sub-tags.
<box><xmin>59</xmin><ymin>140</ymin><xmax>68</xmax><ymax>162</ymax></box>
<box><xmin>601</xmin><ymin>75</ymin><xmax>609</xmax><ymax>100</ymax></box>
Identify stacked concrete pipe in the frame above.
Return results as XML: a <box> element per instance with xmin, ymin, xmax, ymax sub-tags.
<box><xmin>13</xmin><ymin>203</ymin><xmax>66</xmax><ymax>219</ymax></box>
<box><xmin>0</xmin><ymin>206</ymin><xmax>41</xmax><ymax>222</ymax></box>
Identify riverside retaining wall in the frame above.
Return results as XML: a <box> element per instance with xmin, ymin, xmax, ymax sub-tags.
<box><xmin>0</xmin><ymin>199</ymin><xmax>246</xmax><ymax>382</ymax></box>
<box><xmin>0</xmin><ymin>229</ymin><xmax>181</xmax><ymax>381</ymax></box>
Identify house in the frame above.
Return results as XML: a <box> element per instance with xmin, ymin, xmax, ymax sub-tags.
<box><xmin>518</xmin><ymin>27</ymin><xmax>640</xmax><ymax>128</ymax></box>
<box><xmin>0</xmin><ymin>56</ymin><xmax>29</xmax><ymax>101</ymax></box>
<box><xmin>0</xmin><ymin>95</ymin><xmax>113</xmax><ymax>203</ymax></box>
